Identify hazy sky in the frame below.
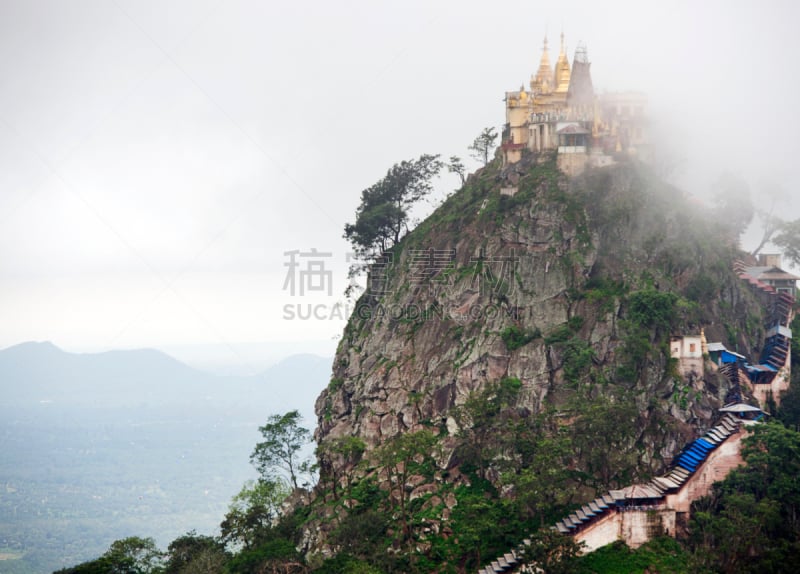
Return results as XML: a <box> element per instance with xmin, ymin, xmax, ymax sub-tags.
<box><xmin>1</xmin><ymin>0</ymin><xmax>799</xmax><ymax>370</ymax></box>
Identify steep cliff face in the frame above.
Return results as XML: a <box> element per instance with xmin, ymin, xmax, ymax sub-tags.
<box><xmin>315</xmin><ymin>154</ymin><xmax>763</xmax><ymax>492</ymax></box>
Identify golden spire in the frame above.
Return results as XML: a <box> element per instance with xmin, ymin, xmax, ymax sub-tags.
<box><xmin>540</xmin><ymin>35</ymin><xmax>551</xmax><ymax>67</ymax></box>
<box><xmin>554</xmin><ymin>32</ymin><xmax>571</xmax><ymax>94</ymax></box>
<box><xmin>531</xmin><ymin>36</ymin><xmax>554</xmax><ymax>94</ymax></box>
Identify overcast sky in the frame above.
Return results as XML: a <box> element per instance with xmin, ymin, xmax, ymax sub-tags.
<box><xmin>1</xmin><ymin>0</ymin><xmax>798</xmax><ymax>371</ymax></box>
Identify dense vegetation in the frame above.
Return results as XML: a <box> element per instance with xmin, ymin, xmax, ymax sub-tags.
<box><xmin>53</xmin><ymin>387</ymin><xmax>585</xmax><ymax>572</ymax></box>
<box><xmin>52</xmin><ymin>394</ymin><xmax>800</xmax><ymax>574</ymax></box>
<box><xmin>48</xmin><ymin>277</ymin><xmax>800</xmax><ymax>573</ymax></box>
<box><xmin>49</xmin><ymin>301</ymin><xmax>800</xmax><ymax>574</ymax></box>
<box><xmin>567</xmin><ymin>317</ymin><xmax>800</xmax><ymax>573</ymax></box>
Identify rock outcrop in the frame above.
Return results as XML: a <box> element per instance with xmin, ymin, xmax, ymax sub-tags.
<box><xmin>308</xmin><ymin>155</ymin><xmax>766</xmax><ymax>555</ymax></box>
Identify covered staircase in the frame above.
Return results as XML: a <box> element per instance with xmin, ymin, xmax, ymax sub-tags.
<box><xmin>477</xmin><ymin>262</ymin><xmax>795</xmax><ymax>573</ymax></box>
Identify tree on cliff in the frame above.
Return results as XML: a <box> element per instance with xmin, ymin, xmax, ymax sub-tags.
<box><xmin>220</xmin><ymin>479</ymin><xmax>290</xmax><ymax>550</ymax></box>
<box><xmin>344</xmin><ymin>154</ymin><xmax>443</xmax><ymax>264</ymax></box>
<box><xmin>447</xmin><ymin>155</ymin><xmax>467</xmax><ymax>185</ymax></box>
<box><xmin>711</xmin><ymin>174</ymin><xmax>800</xmax><ymax>265</ymax></box>
<box><xmin>163</xmin><ymin>532</ymin><xmax>228</xmax><ymax>574</ymax></box>
<box><xmin>469</xmin><ymin>127</ymin><xmax>498</xmax><ymax>166</ymax></box>
<box><xmin>453</xmin><ymin>376</ymin><xmax>523</xmax><ymax>480</ymax></box>
<box><xmin>251</xmin><ymin>410</ymin><xmax>312</xmax><ymax>490</ymax></box>
<box><xmin>771</xmin><ymin>219</ymin><xmax>800</xmax><ymax>267</ymax></box>
<box><xmin>374</xmin><ymin>429</ymin><xmax>438</xmax><ymax>545</ymax></box>
<box><xmin>55</xmin><ymin>537</ymin><xmax>164</xmax><ymax>574</ymax></box>
<box><xmin>316</xmin><ymin>435</ymin><xmax>366</xmax><ymax>502</ymax></box>
<box><xmin>748</xmin><ymin>209</ymin><xmax>800</xmax><ymax>267</ymax></box>
<box><xmin>749</xmin><ymin>180</ymin><xmax>788</xmax><ymax>258</ymax></box>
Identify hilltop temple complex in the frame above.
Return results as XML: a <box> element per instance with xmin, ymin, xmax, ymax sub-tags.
<box><xmin>501</xmin><ymin>34</ymin><xmax>648</xmax><ymax>175</ymax></box>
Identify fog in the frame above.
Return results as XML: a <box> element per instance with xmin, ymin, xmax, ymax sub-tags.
<box><xmin>1</xmin><ymin>0</ymin><xmax>798</xmax><ymax>368</ymax></box>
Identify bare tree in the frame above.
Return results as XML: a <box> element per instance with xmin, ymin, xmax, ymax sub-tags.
<box><xmin>750</xmin><ymin>181</ymin><xmax>790</xmax><ymax>258</ymax></box>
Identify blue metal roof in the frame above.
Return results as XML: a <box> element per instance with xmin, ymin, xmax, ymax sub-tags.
<box><xmin>687</xmin><ymin>446</ymin><xmax>709</xmax><ymax>458</ymax></box>
<box><xmin>680</xmin><ymin>451</ymin><xmax>702</xmax><ymax>462</ymax></box>
<box><xmin>694</xmin><ymin>437</ymin><xmax>713</xmax><ymax>448</ymax></box>
<box><xmin>682</xmin><ymin>450</ymin><xmax>704</xmax><ymax>463</ymax></box>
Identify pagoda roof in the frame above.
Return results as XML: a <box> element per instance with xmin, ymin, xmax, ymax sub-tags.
<box><xmin>745</xmin><ymin>266</ymin><xmax>800</xmax><ymax>281</ymax></box>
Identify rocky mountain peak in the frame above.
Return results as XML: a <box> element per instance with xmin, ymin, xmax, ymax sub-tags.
<box><xmin>305</xmin><ymin>155</ymin><xmax>764</xmax><ymax>557</ymax></box>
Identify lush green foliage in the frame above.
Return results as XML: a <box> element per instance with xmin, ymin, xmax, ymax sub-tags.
<box><xmin>685</xmin><ymin>422</ymin><xmax>800</xmax><ymax>573</ymax></box>
<box><xmin>316</xmin><ymin>435</ymin><xmax>367</xmax><ymax>502</ymax></box>
<box><xmin>500</xmin><ymin>325</ymin><xmax>540</xmax><ymax>351</ymax></box>
<box><xmin>315</xmin><ymin>555</ymin><xmax>384</xmax><ymax>574</ymax></box>
<box><xmin>558</xmin><ymin>336</ymin><xmax>596</xmax><ymax>385</ymax></box>
<box><xmin>62</xmin><ymin>417</ymin><xmax>800</xmax><ymax>574</ymax></box>
<box><xmin>581</xmin><ymin>276</ymin><xmax>627</xmax><ymax>313</ymax></box>
<box><xmin>777</xmin><ymin>315</ymin><xmax>800</xmax><ymax>430</ymax></box>
<box><xmin>54</xmin><ymin>537</ymin><xmax>163</xmax><ymax>574</ymax></box>
<box><xmin>163</xmin><ymin>532</ymin><xmax>227</xmax><ymax>574</ymax></box>
<box><xmin>626</xmin><ymin>288</ymin><xmax>679</xmax><ymax>333</ymax></box>
<box><xmin>544</xmin><ymin>316</ymin><xmax>584</xmax><ymax>345</ymax></box>
<box><xmin>343</xmin><ymin>154</ymin><xmax>443</xmax><ymax>263</ymax></box>
<box><xmin>220</xmin><ymin>479</ymin><xmax>291</xmax><ymax>550</ymax></box>
<box><xmin>572</xmin><ymin>537</ymin><xmax>691</xmax><ymax>573</ymax></box>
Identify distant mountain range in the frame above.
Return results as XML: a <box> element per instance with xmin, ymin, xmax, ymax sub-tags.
<box><xmin>0</xmin><ymin>341</ymin><xmax>331</xmax><ymax>419</ymax></box>
<box><xmin>0</xmin><ymin>342</ymin><xmax>331</xmax><ymax>574</ymax></box>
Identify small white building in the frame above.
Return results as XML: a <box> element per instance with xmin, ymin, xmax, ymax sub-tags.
<box><xmin>670</xmin><ymin>334</ymin><xmax>704</xmax><ymax>379</ymax></box>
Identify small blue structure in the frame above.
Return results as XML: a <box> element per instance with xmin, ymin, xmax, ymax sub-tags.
<box><xmin>707</xmin><ymin>342</ymin><xmax>745</xmax><ymax>365</ymax></box>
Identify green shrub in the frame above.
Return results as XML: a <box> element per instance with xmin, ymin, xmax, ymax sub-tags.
<box><xmin>501</xmin><ymin>325</ymin><xmax>540</xmax><ymax>351</ymax></box>
<box><xmin>685</xmin><ymin>273</ymin><xmax>717</xmax><ymax>303</ymax></box>
<box><xmin>561</xmin><ymin>338</ymin><xmax>596</xmax><ymax>383</ymax></box>
<box><xmin>626</xmin><ymin>289</ymin><xmax>679</xmax><ymax>331</ymax></box>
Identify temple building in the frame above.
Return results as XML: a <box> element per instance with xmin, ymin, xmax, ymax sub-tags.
<box><xmin>744</xmin><ymin>254</ymin><xmax>800</xmax><ymax>295</ymax></box>
<box><xmin>501</xmin><ymin>34</ymin><xmax>649</xmax><ymax>174</ymax></box>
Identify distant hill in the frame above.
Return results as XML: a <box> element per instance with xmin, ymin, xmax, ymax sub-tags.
<box><xmin>0</xmin><ymin>341</ymin><xmax>331</xmax><ymax>420</ymax></box>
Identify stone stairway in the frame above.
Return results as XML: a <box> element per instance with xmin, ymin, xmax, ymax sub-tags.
<box><xmin>550</xmin><ymin>414</ymin><xmax>740</xmax><ymax>536</ymax></box>
<box><xmin>476</xmin><ymin>413</ymin><xmax>743</xmax><ymax>574</ymax></box>
<box><xmin>736</xmin><ymin>262</ymin><xmax>795</xmax><ymax>385</ymax></box>
<box><xmin>477</xmin><ymin>264</ymin><xmax>793</xmax><ymax>573</ymax></box>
